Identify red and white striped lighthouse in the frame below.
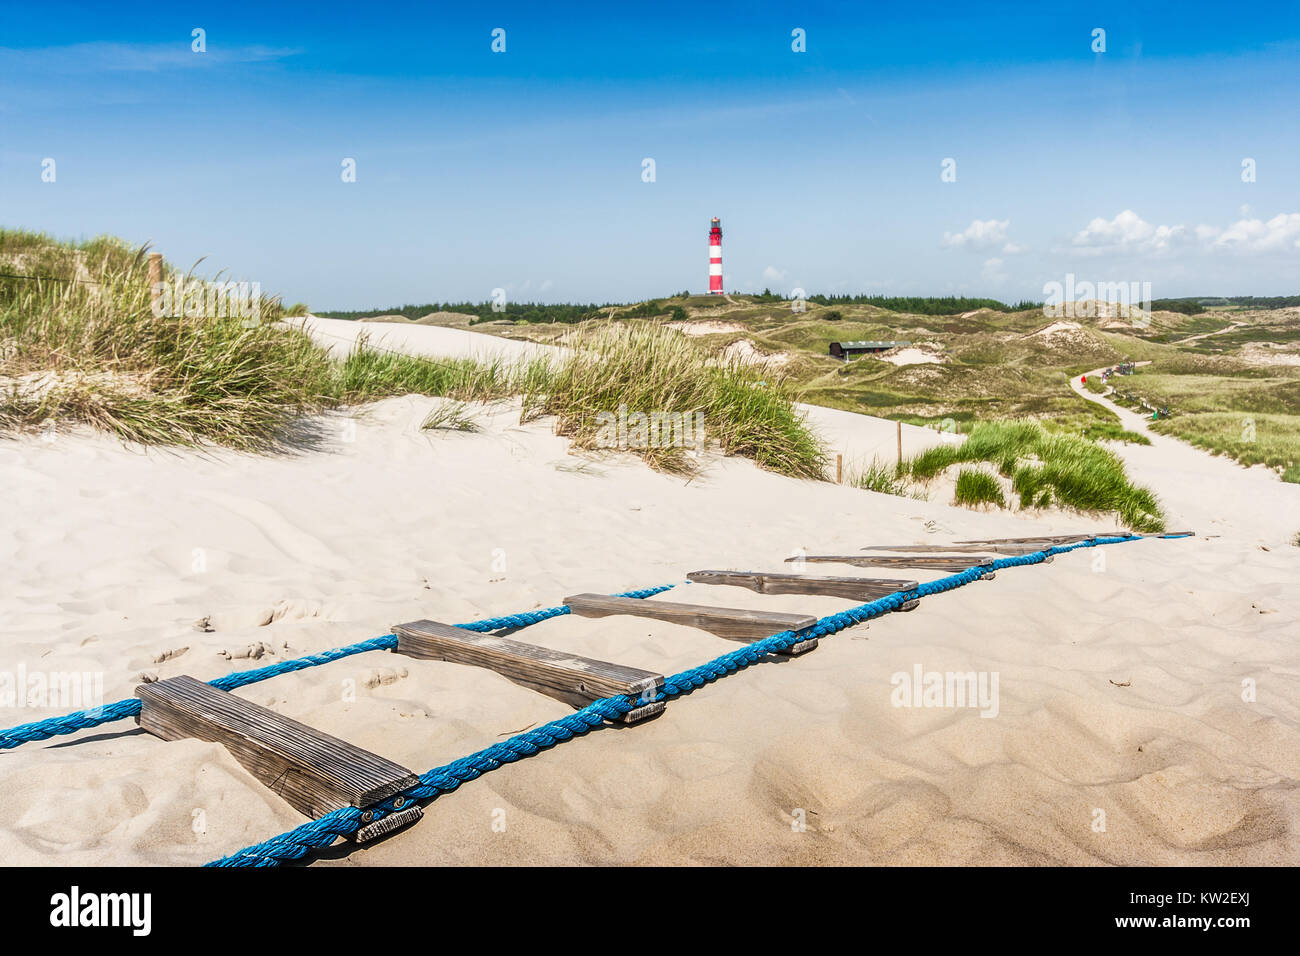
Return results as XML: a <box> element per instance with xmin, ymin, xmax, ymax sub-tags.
<box><xmin>708</xmin><ymin>217</ymin><xmax>723</xmax><ymax>295</ymax></box>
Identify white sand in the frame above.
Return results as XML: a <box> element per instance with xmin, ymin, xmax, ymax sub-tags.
<box><xmin>292</xmin><ymin>315</ymin><xmax>560</xmax><ymax>364</ymax></box>
<box><xmin>879</xmin><ymin>346</ymin><xmax>944</xmax><ymax>367</ymax></box>
<box><xmin>674</xmin><ymin>320</ymin><xmax>746</xmax><ymax>336</ymax></box>
<box><xmin>0</xmin><ymin>334</ymin><xmax>1296</xmax><ymax>866</ymax></box>
<box><xmin>797</xmin><ymin>403</ymin><xmax>961</xmax><ymax>479</ymax></box>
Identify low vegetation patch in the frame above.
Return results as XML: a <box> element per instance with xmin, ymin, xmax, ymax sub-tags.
<box><xmin>954</xmin><ymin>468</ymin><xmax>1005</xmax><ymax>508</ymax></box>
<box><xmin>903</xmin><ymin>421</ymin><xmax>1165</xmax><ymax>531</ymax></box>
<box><xmin>853</xmin><ymin>458</ymin><xmax>909</xmax><ymax>496</ymax></box>
<box><xmin>1151</xmin><ymin>412</ymin><xmax>1300</xmax><ymax>482</ymax></box>
<box><xmin>1044</xmin><ymin>413</ymin><xmax>1150</xmax><ymax>445</ymax></box>
<box><xmin>421</xmin><ymin>400</ymin><xmax>481</xmax><ymax>433</ymax></box>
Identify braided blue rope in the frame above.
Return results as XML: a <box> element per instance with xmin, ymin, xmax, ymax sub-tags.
<box><xmin>208</xmin><ymin>534</ymin><xmax>1157</xmax><ymax>867</ymax></box>
<box><xmin>0</xmin><ymin>584</ymin><xmax>677</xmax><ymax>752</ymax></box>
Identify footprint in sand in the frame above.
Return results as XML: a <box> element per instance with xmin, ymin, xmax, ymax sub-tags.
<box><xmin>219</xmin><ymin>641</ymin><xmax>276</xmax><ymax>661</ymax></box>
<box><xmin>362</xmin><ymin>666</ymin><xmax>409</xmax><ymax>689</ymax></box>
<box><xmin>198</xmin><ymin>599</ymin><xmax>323</xmax><ymax>632</ymax></box>
<box><xmin>257</xmin><ymin>599</ymin><xmax>324</xmax><ymax>626</ymax></box>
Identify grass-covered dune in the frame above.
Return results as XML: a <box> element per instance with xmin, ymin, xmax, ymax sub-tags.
<box><xmin>0</xmin><ymin>230</ymin><xmax>825</xmax><ymax>478</ymax></box>
<box><xmin>0</xmin><ymin>230</ymin><xmax>331</xmax><ymax>450</ymax></box>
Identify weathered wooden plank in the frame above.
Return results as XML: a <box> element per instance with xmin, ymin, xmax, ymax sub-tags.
<box><xmin>563</xmin><ymin>593</ymin><xmax>819</xmax><ymax>654</ymax></box>
<box><xmin>952</xmin><ymin>533</ymin><xmax>1104</xmax><ymax>545</ymax></box>
<box><xmin>392</xmin><ymin>619</ymin><xmax>665</xmax><ymax>724</ymax></box>
<box><xmin>857</xmin><ymin>543</ymin><xmax>1050</xmax><ymax>555</ymax></box>
<box><xmin>135</xmin><ymin>675</ymin><xmax>418</xmax><ymax>819</ymax></box>
<box><xmin>789</xmin><ymin>555</ymin><xmax>1004</xmax><ymax>572</ymax></box>
<box><xmin>686</xmin><ymin>569</ymin><xmax>917</xmax><ymax>601</ymax></box>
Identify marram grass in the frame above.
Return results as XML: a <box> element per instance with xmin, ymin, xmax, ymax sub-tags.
<box><xmin>953</xmin><ymin>468</ymin><xmax>1005</xmax><ymax>508</ymax></box>
<box><xmin>902</xmin><ymin>420</ymin><xmax>1165</xmax><ymax>531</ymax></box>
<box><xmin>520</xmin><ymin>323</ymin><xmax>826</xmax><ymax>477</ymax></box>
<box><xmin>1</xmin><ymin>231</ymin><xmax>328</xmax><ymax>451</ymax></box>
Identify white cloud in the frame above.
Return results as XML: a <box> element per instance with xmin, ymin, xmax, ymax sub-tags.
<box><xmin>1070</xmin><ymin>209</ymin><xmax>1189</xmax><ymax>255</ymax></box>
<box><xmin>762</xmin><ymin>265</ymin><xmax>786</xmax><ymax>281</ymax></box>
<box><xmin>943</xmin><ymin>219</ymin><xmax>1024</xmax><ymax>254</ymax></box>
<box><xmin>981</xmin><ymin>258</ymin><xmax>1007</xmax><ymax>282</ymax></box>
<box><xmin>1071</xmin><ymin>209</ymin><xmax>1300</xmax><ymax>257</ymax></box>
<box><xmin>1204</xmin><ymin>213</ymin><xmax>1300</xmax><ymax>252</ymax></box>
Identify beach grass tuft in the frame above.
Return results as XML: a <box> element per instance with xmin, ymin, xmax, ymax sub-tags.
<box><xmin>954</xmin><ymin>468</ymin><xmax>1006</xmax><ymax>508</ymax></box>
<box><xmin>520</xmin><ymin>322</ymin><xmax>827</xmax><ymax>477</ymax></box>
<box><xmin>1</xmin><ymin>230</ymin><xmax>329</xmax><ymax>450</ymax></box>
<box><xmin>421</xmin><ymin>400</ymin><xmax>481</xmax><ymax>432</ymax></box>
<box><xmin>901</xmin><ymin>420</ymin><xmax>1165</xmax><ymax>531</ymax></box>
<box><xmin>853</xmin><ymin>458</ymin><xmax>909</xmax><ymax>495</ymax></box>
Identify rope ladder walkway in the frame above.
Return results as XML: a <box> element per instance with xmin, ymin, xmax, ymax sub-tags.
<box><xmin>0</xmin><ymin>584</ymin><xmax>675</xmax><ymax>752</ymax></box>
<box><xmin>204</xmin><ymin>533</ymin><xmax>1187</xmax><ymax>866</ymax></box>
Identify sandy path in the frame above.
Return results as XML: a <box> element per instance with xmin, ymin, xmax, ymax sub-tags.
<box><xmin>1071</xmin><ymin>369</ymin><xmax>1300</xmax><ymax>544</ymax></box>
<box><xmin>1176</xmin><ymin>320</ymin><xmax>1246</xmax><ymax>345</ymax></box>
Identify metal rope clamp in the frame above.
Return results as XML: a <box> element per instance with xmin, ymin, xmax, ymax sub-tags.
<box><xmin>351</xmin><ymin>795</ymin><xmax>424</xmax><ymax>844</ymax></box>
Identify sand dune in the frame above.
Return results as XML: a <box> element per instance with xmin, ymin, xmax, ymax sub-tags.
<box><xmin>291</xmin><ymin>314</ymin><xmax>561</xmax><ymax>364</ymax></box>
<box><xmin>0</xmin><ymin>336</ymin><xmax>1296</xmax><ymax>867</ymax></box>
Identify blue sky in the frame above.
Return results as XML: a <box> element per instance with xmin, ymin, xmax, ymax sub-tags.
<box><xmin>3</xmin><ymin>1</ymin><xmax>1299</xmax><ymax>308</ymax></box>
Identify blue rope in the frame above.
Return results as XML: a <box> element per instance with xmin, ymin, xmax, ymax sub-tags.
<box><xmin>207</xmin><ymin>534</ymin><xmax>1156</xmax><ymax>867</ymax></box>
<box><xmin>0</xmin><ymin>584</ymin><xmax>677</xmax><ymax>752</ymax></box>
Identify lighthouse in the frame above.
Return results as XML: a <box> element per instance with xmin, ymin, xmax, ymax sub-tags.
<box><xmin>708</xmin><ymin>217</ymin><xmax>723</xmax><ymax>295</ymax></box>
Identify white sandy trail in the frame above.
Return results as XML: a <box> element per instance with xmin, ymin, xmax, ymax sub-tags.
<box><xmin>1072</xmin><ymin>369</ymin><xmax>1300</xmax><ymax>544</ymax></box>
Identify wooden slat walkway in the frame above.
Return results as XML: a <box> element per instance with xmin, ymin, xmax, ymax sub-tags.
<box><xmin>135</xmin><ymin>675</ymin><xmax>419</xmax><ymax>821</ymax></box>
<box><xmin>857</xmin><ymin>543</ymin><xmax>1047</xmax><ymax>555</ymax></box>
<box><xmin>563</xmin><ymin>593</ymin><xmax>820</xmax><ymax>654</ymax></box>
<box><xmin>686</xmin><ymin>570</ymin><xmax>920</xmax><ymax>609</ymax></box>
<box><xmin>392</xmin><ymin>619</ymin><xmax>665</xmax><ymax>723</ymax></box>
<box><xmin>789</xmin><ymin>555</ymin><xmax>1005</xmax><ymax>574</ymax></box>
<box><xmin>952</xmin><ymin>533</ymin><xmax>1103</xmax><ymax>546</ymax></box>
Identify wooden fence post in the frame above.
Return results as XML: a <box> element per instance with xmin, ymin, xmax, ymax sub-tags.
<box><xmin>896</xmin><ymin>420</ymin><xmax>902</xmax><ymax>467</ymax></box>
<box><xmin>147</xmin><ymin>253</ymin><xmax>163</xmax><ymax>311</ymax></box>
